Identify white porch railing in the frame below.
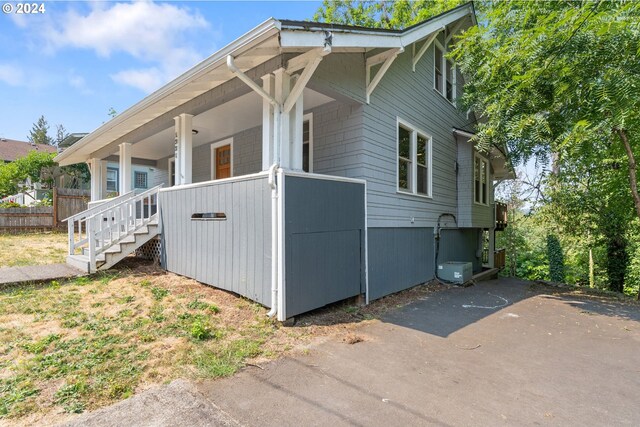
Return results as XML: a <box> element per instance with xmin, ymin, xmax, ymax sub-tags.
<box><xmin>66</xmin><ymin>185</ymin><xmax>162</xmax><ymax>271</ymax></box>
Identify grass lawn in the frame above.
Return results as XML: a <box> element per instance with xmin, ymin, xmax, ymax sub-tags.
<box><xmin>0</xmin><ymin>233</ymin><xmax>68</xmax><ymax>268</ymax></box>
<box><xmin>1</xmin><ymin>258</ymin><xmax>441</xmax><ymax>426</ymax></box>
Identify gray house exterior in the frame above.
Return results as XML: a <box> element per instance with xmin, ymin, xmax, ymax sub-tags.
<box><xmin>57</xmin><ymin>3</ymin><xmax>512</xmax><ymax>320</ymax></box>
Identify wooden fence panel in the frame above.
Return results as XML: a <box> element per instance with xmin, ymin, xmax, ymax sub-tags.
<box><xmin>0</xmin><ymin>207</ymin><xmax>54</xmax><ymax>232</ymax></box>
<box><xmin>54</xmin><ymin>188</ymin><xmax>90</xmax><ymax>226</ymax></box>
<box><xmin>0</xmin><ymin>188</ymin><xmax>90</xmax><ymax>232</ymax></box>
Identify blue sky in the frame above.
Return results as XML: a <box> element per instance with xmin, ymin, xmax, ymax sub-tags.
<box><xmin>0</xmin><ymin>1</ymin><xmax>322</xmax><ymax>141</ymax></box>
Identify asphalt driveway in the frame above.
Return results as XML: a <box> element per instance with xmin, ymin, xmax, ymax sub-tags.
<box><xmin>66</xmin><ymin>278</ymin><xmax>640</xmax><ymax>426</ymax></box>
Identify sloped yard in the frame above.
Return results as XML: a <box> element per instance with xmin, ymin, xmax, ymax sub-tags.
<box><xmin>0</xmin><ymin>265</ymin><xmax>292</xmax><ymax>424</ymax></box>
<box><xmin>1</xmin><ymin>259</ymin><xmax>441</xmax><ymax>426</ymax></box>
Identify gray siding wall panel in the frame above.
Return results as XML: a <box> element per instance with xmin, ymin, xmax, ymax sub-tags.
<box><xmin>189</xmin><ymin>125</ymin><xmax>263</xmax><ymax>184</ymax></box>
<box><xmin>367</xmin><ymin>227</ymin><xmax>484</xmax><ymax>300</ymax></box>
<box><xmin>159</xmin><ymin>175</ymin><xmax>272</xmax><ymax>306</ymax></box>
<box><xmin>367</xmin><ymin>227</ymin><xmax>435</xmax><ymax>301</ymax></box>
<box><xmin>284</xmin><ymin>175</ymin><xmax>365</xmax><ymax>317</ymax></box>
<box><xmin>308</xmin><ymin>101</ymin><xmax>365</xmax><ymax>179</ymax></box>
<box><xmin>438</xmin><ymin>228</ymin><xmax>483</xmax><ymax>273</ymax></box>
<box><xmin>348</xmin><ymin>41</ymin><xmax>474</xmax><ymax>229</ymax></box>
<box><xmin>309</xmin><ymin>53</ymin><xmax>366</xmax><ymax>104</ymax></box>
<box><xmin>456</xmin><ymin>139</ymin><xmax>493</xmax><ymax>228</ymax></box>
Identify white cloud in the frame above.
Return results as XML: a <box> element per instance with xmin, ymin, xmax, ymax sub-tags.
<box><xmin>0</xmin><ymin>64</ymin><xmax>24</xmax><ymax>86</ymax></box>
<box><xmin>68</xmin><ymin>71</ymin><xmax>93</xmax><ymax>95</ymax></box>
<box><xmin>42</xmin><ymin>1</ymin><xmax>213</xmax><ymax>93</ymax></box>
<box><xmin>111</xmin><ymin>67</ymin><xmax>164</xmax><ymax>94</ymax></box>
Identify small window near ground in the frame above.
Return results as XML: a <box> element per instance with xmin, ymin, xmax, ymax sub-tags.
<box><xmin>134</xmin><ymin>171</ymin><xmax>148</xmax><ymax>189</ymax></box>
<box><xmin>397</xmin><ymin>120</ymin><xmax>432</xmax><ymax>197</ymax></box>
<box><xmin>474</xmin><ymin>154</ymin><xmax>489</xmax><ymax>205</ymax></box>
<box><xmin>106</xmin><ymin>168</ymin><xmax>118</xmax><ymax>192</ymax></box>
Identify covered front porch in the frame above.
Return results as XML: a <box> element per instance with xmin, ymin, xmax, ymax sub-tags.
<box><xmin>58</xmin><ymin>28</ymin><xmax>372</xmax><ymax>320</ymax></box>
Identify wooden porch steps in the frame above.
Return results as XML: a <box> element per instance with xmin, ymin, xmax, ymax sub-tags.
<box><xmin>67</xmin><ymin>219</ymin><xmax>159</xmax><ymax>273</ymax></box>
<box><xmin>472</xmin><ymin>268</ymin><xmax>500</xmax><ymax>282</ymax></box>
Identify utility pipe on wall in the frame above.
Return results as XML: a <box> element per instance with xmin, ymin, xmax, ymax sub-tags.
<box><xmin>266</xmin><ymin>163</ymin><xmax>279</xmax><ymax>317</ymax></box>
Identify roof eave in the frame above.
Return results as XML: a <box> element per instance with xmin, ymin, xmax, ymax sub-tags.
<box><xmin>55</xmin><ymin>18</ymin><xmax>280</xmax><ymax>166</ymax></box>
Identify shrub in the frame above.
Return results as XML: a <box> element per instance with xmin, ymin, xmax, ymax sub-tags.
<box><xmin>547</xmin><ymin>234</ymin><xmax>566</xmax><ymax>283</ymax></box>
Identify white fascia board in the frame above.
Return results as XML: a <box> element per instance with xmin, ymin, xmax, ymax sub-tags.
<box><xmin>55</xmin><ymin>18</ymin><xmax>280</xmax><ymax>166</ymax></box>
<box><xmin>280</xmin><ymin>30</ymin><xmax>403</xmax><ymax>49</ymax></box>
<box><xmin>400</xmin><ymin>5</ymin><xmax>472</xmax><ymax>46</ymax></box>
<box><xmin>452</xmin><ymin>128</ymin><xmax>475</xmax><ymax>139</ymax></box>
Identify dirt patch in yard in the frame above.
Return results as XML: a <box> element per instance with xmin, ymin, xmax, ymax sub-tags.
<box><xmin>0</xmin><ymin>232</ymin><xmax>68</xmax><ymax>268</ymax></box>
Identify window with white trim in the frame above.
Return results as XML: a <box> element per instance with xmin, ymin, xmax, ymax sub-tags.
<box><xmin>474</xmin><ymin>154</ymin><xmax>489</xmax><ymax>205</ymax></box>
<box><xmin>434</xmin><ymin>40</ymin><xmax>456</xmax><ymax>103</ymax></box>
<box><xmin>106</xmin><ymin>168</ymin><xmax>118</xmax><ymax>192</ymax></box>
<box><xmin>397</xmin><ymin>120</ymin><xmax>432</xmax><ymax>197</ymax></box>
<box><xmin>134</xmin><ymin>171</ymin><xmax>148</xmax><ymax>189</ymax></box>
<box><xmin>302</xmin><ymin>114</ymin><xmax>313</xmax><ymax>172</ymax></box>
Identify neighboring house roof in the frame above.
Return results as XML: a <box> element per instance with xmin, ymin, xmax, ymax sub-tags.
<box><xmin>54</xmin><ymin>2</ymin><xmax>476</xmax><ymax>166</ymax></box>
<box><xmin>0</xmin><ymin>138</ymin><xmax>57</xmax><ymax>162</ymax></box>
<box><xmin>59</xmin><ymin>133</ymin><xmax>89</xmax><ymax>149</ymax></box>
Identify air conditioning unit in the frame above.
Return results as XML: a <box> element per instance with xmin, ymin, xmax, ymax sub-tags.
<box><xmin>438</xmin><ymin>261</ymin><xmax>473</xmax><ymax>284</ymax></box>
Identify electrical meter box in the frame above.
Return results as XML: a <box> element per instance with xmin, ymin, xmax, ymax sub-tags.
<box><xmin>437</xmin><ymin>261</ymin><xmax>473</xmax><ymax>284</ymax></box>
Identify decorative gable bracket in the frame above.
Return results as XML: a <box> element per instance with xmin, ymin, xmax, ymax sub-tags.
<box><xmin>365</xmin><ymin>47</ymin><xmax>404</xmax><ymax>104</ymax></box>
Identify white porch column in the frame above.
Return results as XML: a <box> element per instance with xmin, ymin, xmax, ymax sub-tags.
<box><xmin>261</xmin><ymin>74</ymin><xmax>275</xmax><ymax>171</ymax></box>
<box><xmin>118</xmin><ymin>142</ymin><xmax>132</xmax><ymax>195</ymax></box>
<box><xmin>89</xmin><ymin>158</ymin><xmax>108</xmax><ymax>201</ymax></box>
<box><xmin>290</xmin><ymin>75</ymin><xmax>304</xmax><ymax>171</ymax></box>
<box><xmin>174</xmin><ymin>113</ymin><xmax>193</xmax><ymax>185</ymax></box>
<box><xmin>274</xmin><ymin>68</ymin><xmax>291</xmax><ymax>169</ymax></box>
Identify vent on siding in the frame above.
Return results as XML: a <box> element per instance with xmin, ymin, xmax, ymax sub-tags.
<box><xmin>191</xmin><ymin>212</ymin><xmax>227</xmax><ymax>221</ymax></box>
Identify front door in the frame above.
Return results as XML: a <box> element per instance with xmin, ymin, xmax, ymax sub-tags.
<box><xmin>215</xmin><ymin>145</ymin><xmax>231</xmax><ymax>179</ymax></box>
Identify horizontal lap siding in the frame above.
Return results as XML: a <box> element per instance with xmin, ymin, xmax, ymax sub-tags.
<box><xmin>191</xmin><ymin>125</ymin><xmax>262</xmax><ymax>184</ymax></box>
<box><xmin>159</xmin><ymin>176</ymin><xmax>271</xmax><ymax>306</ymax></box>
<box><xmin>457</xmin><ymin>140</ymin><xmax>493</xmax><ymax>228</ymax></box>
<box><xmin>309</xmin><ymin>53</ymin><xmax>366</xmax><ymax>104</ymax></box>
<box><xmin>363</xmin><ymin>41</ymin><xmax>473</xmax><ymax>228</ymax></box>
<box><xmin>309</xmin><ymin>101</ymin><xmax>365</xmax><ymax>179</ymax></box>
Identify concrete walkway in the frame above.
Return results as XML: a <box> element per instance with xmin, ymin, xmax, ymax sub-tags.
<box><xmin>62</xmin><ymin>278</ymin><xmax>640</xmax><ymax>426</ymax></box>
<box><xmin>0</xmin><ymin>263</ymin><xmax>84</xmax><ymax>286</ymax></box>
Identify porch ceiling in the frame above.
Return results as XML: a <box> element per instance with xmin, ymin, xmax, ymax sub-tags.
<box><xmin>55</xmin><ymin>19</ymin><xmax>282</xmax><ymax>166</ymax></box>
<box><xmin>124</xmin><ymin>87</ymin><xmax>333</xmax><ymax>161</ymax></box>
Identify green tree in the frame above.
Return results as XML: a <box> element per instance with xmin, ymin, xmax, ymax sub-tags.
<box><xmin>55</xmin><ymin>124</ymin><xmax>69</xmax><ymax>147</ymax></box>
<box><xmin>313</xmin><ymin>0</ymin><xmax>465</xmax><ymax>29</ymax></box>
<box><xmin>451</xmin><ymin>1</ymin><xmax>640</xmax><ymax>221</ymax></box>
<box><xmin>28</xmin><ymin>115</ymin><xmax>53</xmax><ymax>145</ymax></box>
<box><xmin>0</xmin><ymin>151</ymin><xmax>56</xmax><ymax>197</ymax></box>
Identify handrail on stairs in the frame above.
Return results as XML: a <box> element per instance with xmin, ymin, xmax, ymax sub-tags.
<box><xmin>67</xmin><ymin>185</ymin><xmax>162</xmax><ymax>271</ymax></box>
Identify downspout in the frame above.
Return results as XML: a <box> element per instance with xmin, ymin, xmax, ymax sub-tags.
<box><xmin>434</xmin><ymin>213</ymin><xmax>457</xmax><ymax>283</ymax></box>
<box><xmin>266</xmin><ymin>163</ymin><xmax>279</xmax><ymax>317</ymax></box>
<box><xmin>226</xmin><ymin>55</ymin><xmax>282</xmax><ymax>318</ymax></box>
